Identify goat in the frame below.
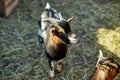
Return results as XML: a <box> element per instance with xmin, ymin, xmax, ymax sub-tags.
<box><xmin>90</xmin><ymin>50</ymin><xmax>120</xmax><ymax>80</ymax></box>
<box><xmin>38</xmin><ymin>3</ymin><xmax>78</xmax><ymax>78</ymax></box>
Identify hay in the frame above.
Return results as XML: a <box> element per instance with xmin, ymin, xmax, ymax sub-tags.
<box><xmin>1</xmin><ymin>0</ymin><xmax>120</xmax><ymax>80</ymax></box>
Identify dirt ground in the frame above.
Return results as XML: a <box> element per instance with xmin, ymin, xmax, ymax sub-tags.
<box><xmin>0</xmin><ymin>0</ymin><xmax>120</xmax><ymax>80</ymax></box>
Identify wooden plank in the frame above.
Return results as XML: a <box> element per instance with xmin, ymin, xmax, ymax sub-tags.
<box><xmin>0</xmin><ymin>0</ymin><xmax>19</xmax><ymax>17</ymax></box>
<box><xmin>4</xmin><ymin>0</ymin><xmax>14</xmax><ymax>7</ymax></box>
<box><xmin>0</xmin><ymin>1</ymin><xmax>4</xmax><ymax>16</ymax></box>
<box><xmin>4</xmin><ymin>0</ymin><xmax>19</xmax><ymax>17</ymax></box>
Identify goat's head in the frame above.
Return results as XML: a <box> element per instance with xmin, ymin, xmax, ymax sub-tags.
<box><xmin>49</xmin><ymin>25</ymin><xmax>70</xmax><ymax>44</ymax></box>
<box><xmin>96</xmin><ymin>50</ymin><xmax>120</xmax><ymax>79</ymax></box>
<box><xmin>43</xmin><ymin>14</ymin><xmax>78</xmax><ymax>44</ymax></box>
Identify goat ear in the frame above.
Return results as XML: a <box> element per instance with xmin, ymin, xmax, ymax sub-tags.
<box><xmin>67</xmin><ymin>17</ymin><xmax>74</xmax><ymax>23</ymax></box>
<box><xmin>98</xmin><ymin>64</ymin><xmax>110</xmax><ymax>71</ymax></box>
<box><xmin>96</xmin><ymin>50</ymin><xmax>104</xmax><ymax>66</ymax></box>
<box><xmin>51</xmin><ymin>29</ymin><xmax>56</xmax><ymax>35</ymax></box>
<box><xmin>98</xmin><ymin>50</ymin><xmax>104</xmax><ymax>60</ymax></box>
<box><xmin>51</xmin><ymin>25</ymin><xmax>56</xmax><ymax>35</ymax></box>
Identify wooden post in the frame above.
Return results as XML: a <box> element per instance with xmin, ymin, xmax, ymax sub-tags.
<box><xmin>0</xmin><ymin>0</ymin><xmax>19</xmax><ymax>17</ymax></box>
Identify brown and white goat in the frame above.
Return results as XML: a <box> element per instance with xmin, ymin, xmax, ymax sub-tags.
<box><xmin>90</xmin><ymin>50</ymin><xmax>120</xmax><ymax>80</ymax></box>
<box><xmin>38</xmin><ymin>3</ymin><xmax>78</xmax><ymax>78</ymax></box>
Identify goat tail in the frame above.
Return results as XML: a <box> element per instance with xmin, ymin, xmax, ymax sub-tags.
<box><xmin>45</xmin><ymin>2</ymin><xmax>51</xmax><ymax>9</ymax></box>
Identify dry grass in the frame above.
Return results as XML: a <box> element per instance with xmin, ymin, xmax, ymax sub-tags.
<box><xmin>1</xmin><ymin>0</ymin><xmax>120</xmax><ymax>80</ymax></box>
<box><xmin>97</xmin><ymin>26</ymin><xmax>120</xmax><ymax>58</ymax></box>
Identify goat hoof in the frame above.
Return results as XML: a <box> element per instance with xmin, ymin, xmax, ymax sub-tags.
<box><xmin>49</xmin><ymin>70</ymin><xmax>54</xmax><ymax>78</ymax></box>
<box><xmin>57</xmin><ymin>67</ymin><xmax>62</xmax><ymax>73</ymax></box>
<box><xmin>57</xmin><ymin>69</ymin><xmax>62</xmax><ymax>73</ymax></box>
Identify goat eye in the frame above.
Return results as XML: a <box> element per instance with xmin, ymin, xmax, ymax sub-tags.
<box><xmin>107</xmin><ymin>64</ymin><xmax>111</xmax><ymax>67</ymax></box>
<box><xmin>107</xmin><ymin>64</ymin><xmax>115</xmax><ymax>69</ymax></box>
<box><xmin>59</xmin><ymin>32</ymin><xmax>64</xmax><ymax>35</ymax></box>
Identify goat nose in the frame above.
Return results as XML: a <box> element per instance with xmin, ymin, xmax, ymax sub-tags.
<box><xmin>72</xmin><ymin>34</ymin><xmax>77</xmax><ymax>39</ymax></box>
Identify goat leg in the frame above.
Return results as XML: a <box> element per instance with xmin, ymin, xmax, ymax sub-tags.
<box><xmin>48</xmin><ymin>60</ymin><xmax>54</xmax><ymax>78</ymax></box>
<box><xmin>57</xmin><ymin>59</ymin><xmax>63</xmax><ymax>73</ymax></box>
